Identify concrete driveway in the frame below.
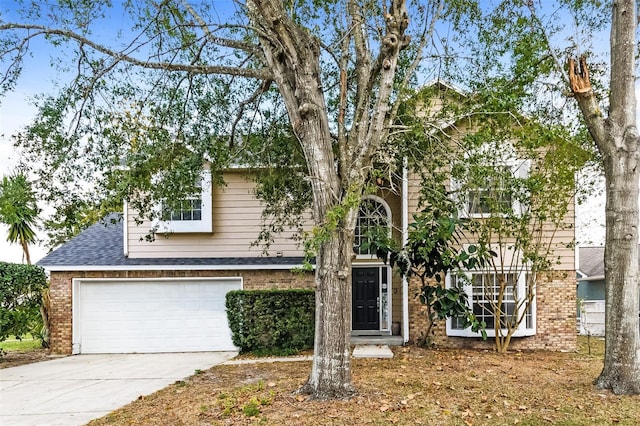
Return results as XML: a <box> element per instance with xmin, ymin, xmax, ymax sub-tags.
<box><xmin>0</xmin><ymin>352</ymin><xmax>237</xmax><ymax>426</ymax></box>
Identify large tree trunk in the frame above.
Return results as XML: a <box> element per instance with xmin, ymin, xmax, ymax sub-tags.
<box><xmin>246</xmin><ymin>0</ymin><xmax>356</xmax><ymax>398</ymax></box>
<box><xmin>595</xmin><ymin>144</ymin><xmax>640</xmax><ymax>394</ymax></box>
<box><xmin>568</xmin><ymin>0</ymin><xmax>640</xmax><ymax>395</ymax></box>
<box><xmin>300</xmin><ymin>225</ymin><xmax>357</xmax><ymax>399</ymax></box>
<box><xmin>247</xmin><ymin>0</ymin><xmax>409</xmax><ymax>398</ymax></box>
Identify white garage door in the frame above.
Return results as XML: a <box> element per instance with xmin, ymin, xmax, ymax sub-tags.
<box><xmin>74</xmin><ymin>278</ymin><xmax>241</xmax><ymax>354</ymax></box>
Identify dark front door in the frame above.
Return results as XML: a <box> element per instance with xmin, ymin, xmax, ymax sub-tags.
<box><xmin>352</xmin><ymin>267</ymin><xmax>380</xmax><ymax>330</ymax></box>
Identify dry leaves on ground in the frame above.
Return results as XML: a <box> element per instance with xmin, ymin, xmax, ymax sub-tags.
<box><xmin>89</xmin><ymin>340</ymin><xmax>640</xmax><ymax>426</ymax></box>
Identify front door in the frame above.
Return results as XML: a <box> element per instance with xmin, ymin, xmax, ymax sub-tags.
<box><xmin>352</xmin><ymin>267</ymin><xmax>380</xmax><ymax>330</ymax></box>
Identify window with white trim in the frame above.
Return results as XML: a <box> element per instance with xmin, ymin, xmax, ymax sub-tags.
<box><xmin>447</xmin><ymin>270</ymin><xmax>536</xmax><ymax>337</ymax></box>
<box><xmin>452</xmin><ymin>144</ymin><xmax>530</xmax><ymax>219</ymax></box>
<box><xmin>466</xmin><ymin>165</ymin><xmax>514</xmax><ymax>215</ymax></box>
<box><xmin>155</xmin><ymin>171</ymin><xmax>213</xmax><ymax>233</ymax></box>
<box><xmin>353</xmin><ymin>196</ymin><xmax>391</xmax><ymax>256</ymax></box>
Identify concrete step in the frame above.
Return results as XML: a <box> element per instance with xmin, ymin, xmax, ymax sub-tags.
<box><xmin>352</xmin><ymin>344</ymin><xmax>394</xmax><ymax>358</ymax></box>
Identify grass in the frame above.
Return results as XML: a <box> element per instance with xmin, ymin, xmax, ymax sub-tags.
<box><xmin>89</xmin><ymin>336</ymin><xmax>640</xmax><ymax>426</ymax></box>
<box><xmin>0</xmin><ymin>335</ymin><xmax>42</xmax><ymax>352</ymax></box>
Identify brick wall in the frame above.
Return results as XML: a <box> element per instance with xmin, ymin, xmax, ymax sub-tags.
<box><xmin>407</xmin><ymin>271</ymin><xmax>577</xmax><ymax>352</ymax></box>
<box><xmin>49</xmin><ymin>269</ymin><xmax>315</xmax><ymax>354</ymax></box>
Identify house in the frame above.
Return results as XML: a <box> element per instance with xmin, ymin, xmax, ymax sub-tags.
<box><xmin>38</xmin><ymin>82</ymin><xmax>578</xmax><ymax>355</ymax></box>
<box><xmin>577</xmin><ymin>246</ymin><xmax>606</xmax><ymax>335</ymax></box>
<box><xmin>577</xmin><ymin>246</ymin><xmax>640</xmax><ymax>336</ymax></box>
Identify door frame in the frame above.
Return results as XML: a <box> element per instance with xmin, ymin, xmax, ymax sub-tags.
<box><xmin>351</xmin><ymin>264</ymin><xmax>392</xmax><ymax>334</ymax></box>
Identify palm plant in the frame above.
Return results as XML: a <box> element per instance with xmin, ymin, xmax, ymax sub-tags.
<box><xmin>0</xmin><ymin>172</ymin><xmax>39</xmax><ymax>264</ymax></box>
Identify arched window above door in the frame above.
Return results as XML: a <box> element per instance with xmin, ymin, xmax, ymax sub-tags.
<box><xmin>354</xmin><ymin>196</ymin><xmax>392</xmax><ymax>256</ymax></box>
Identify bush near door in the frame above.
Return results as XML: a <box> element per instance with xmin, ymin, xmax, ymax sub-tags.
<box><xmin>226</xmin><ymin>289</ymin><xmax>315</xmax><ymax>355</ymax></box>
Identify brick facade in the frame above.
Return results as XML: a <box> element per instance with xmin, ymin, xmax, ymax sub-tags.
<box><xmin>49</xmin><ymin>269</ymin><xmax>315</xmax><ymax>354</ymax></box>
<box><xmin>51</xmin><ymin>266</ymin><xmax>576</xmax><ymax>354</ymax></box>
<box><xmin>407</xmin><ymin>271</ymin><xmax>577</xmax><ymax>352</ymax></box>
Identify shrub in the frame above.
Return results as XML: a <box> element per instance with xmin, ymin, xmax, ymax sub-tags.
<box><xmin>0</xmin><ymin>262</ymin><xmax>48</xmax><ymax>345</ymax></box>
<box><xmin>226</xmin><ymin>289</ymin><xmax>315</xmax><ymax>355</ymax></box>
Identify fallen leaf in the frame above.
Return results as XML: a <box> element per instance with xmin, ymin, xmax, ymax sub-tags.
<box><xmin>379</xmin><ymin>405</ymin><xmax>389</xmax><ymax>412</ymax></box>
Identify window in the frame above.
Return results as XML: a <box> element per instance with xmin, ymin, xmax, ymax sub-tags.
<box><xmin>154</xmin><ymin>172</ymin><xmax>213</xmax><ymax>233</ymax></box>
<box><xmin>452</xmin><ymin>144</ymin><xmax>530</xmax><ymax>218</ymax></box>
<box><xmin>353</xmin><ymin>196</ymin><xmax>391</xmax><ymax>256</ymax></box>
<box><xmin>165</xmin><ymin>199</ymin><xmax>203</xmax><ymax>222</ymax></box>
<box><xmin>466</xmin><ymin>165</ymin><xmax>514</xmax><ymax>215</ymax></box>
<box><xmin>447</xmin><ymin>270</ymin><xmax>536</xmax><ymax>337</ymax></box>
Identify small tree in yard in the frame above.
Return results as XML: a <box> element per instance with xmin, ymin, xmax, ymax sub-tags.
<box><xmin>447</xmin><ymin>127</ymin><xmax>588</xmax><ymax>353</ymax></box>
<box><xmin>445</xmin><ymin>0</ymin><xmax>640</xmax><ymax>394</ymax></box>
<box><xmin>0</xmin><ymin>172</ymin><xmax>39</xmax><ymax>265</ymax></box>
<box><xmin>388</xmin><ymin>84</ymin><xmax>591</xmax><ymax>353</ymax></box>
<box><xmin>371</xmin><ymin>203</ymin><xmax>489</xmax><ymax>346</ymax></box>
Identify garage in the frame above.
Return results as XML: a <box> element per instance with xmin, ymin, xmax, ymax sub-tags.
<box><xmin>72</xmin><ymin>278</ymin><xmax>242</xmax><ymax>354</ymax></box>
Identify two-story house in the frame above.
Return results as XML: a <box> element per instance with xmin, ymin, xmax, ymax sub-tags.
<box><xmin>38</xmin><ymin>82</ymin><xmax>577</xmax><ymax>355</ymax></box>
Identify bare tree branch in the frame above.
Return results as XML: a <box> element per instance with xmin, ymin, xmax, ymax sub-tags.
<box><xmin>0</xmin><ymin>23</ymin><xmax>273</xmax><ymax>80</ymax></box>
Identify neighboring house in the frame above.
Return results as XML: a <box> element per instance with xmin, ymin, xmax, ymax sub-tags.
<box><xmin>577</xmin><ymin>246</ymin><xmax>606</xmax><ymax>336</ymax></box>
<box><xmin>577</xmin><ymin>246</ymin><xmax>640</xmax><ymax>336</ymax></box>
<box><xmin>38</xmin><ymin>82</ymin><xmax>578</xmax><ymax>355</ymax></box>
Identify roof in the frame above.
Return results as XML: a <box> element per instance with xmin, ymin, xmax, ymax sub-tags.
<box><xmin>37</xmin><ymin>213</ymin><xmax>308</xmax><ymax>271</ymax></box>
<box><xmin>578</xmin><ymin>246</ymin><xmax>605</xmax><ymax>278</ymax></box>
<box><xmin>578</xmin><ymin>246</ymin><xmax>640</xmax><ymax>279</ymax></box>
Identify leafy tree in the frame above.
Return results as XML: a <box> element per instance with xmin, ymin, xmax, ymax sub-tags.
<box><xmin>386</xmin><ymin>83</ymin><xmax>591</xmax><ymax>353</ymax></box>
<box><xmin>0</xmin><ymin>172</ymin><xmax>39</xmax><ymax>265</ymax></box>
<box><xmin>443</xmin><ymin>0</ymin><xmax>639</xmax><ymax>394</ymax></box>
<box><xmin>0</xmin><ymin>1</ymin><xmax>470</xmax><ymax>398</ymax></box>
<box><xmin>450</xmin><ymin>129</ymin><xmax>588</xmax><ymax>353</ymax></box>
<box><xmin>0</xmin><ymin>262</ymin><xmax>47</xmax><ymax>346</ymax></box>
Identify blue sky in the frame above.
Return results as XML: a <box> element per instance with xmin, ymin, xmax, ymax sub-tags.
<box><xmin>0</xmin><ymin>1</ymin><xmax>608</xmax><ymax>263</ymax></box>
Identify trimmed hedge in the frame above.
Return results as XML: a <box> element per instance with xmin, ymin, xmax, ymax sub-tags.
<box><xmin>226</xmin><ymin>289</ymin><xmax>315</xmax><ymax>355</ymax></box>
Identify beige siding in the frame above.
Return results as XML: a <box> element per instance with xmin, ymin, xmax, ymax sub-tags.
<box><xmin>407</xmin><ymin>165</ymin><xmax>575</xmax><ymax>272</ymax></box>
<box><xmin>127</xmin><ymin>172</ymin><xmax>310</xmax><ymax>258</ymax></box>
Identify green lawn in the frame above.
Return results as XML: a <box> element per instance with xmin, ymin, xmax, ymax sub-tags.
<box><xmin>0</xmin><ymin>335</ymin><xmax>42</xmax><ymax>351</ymax></box>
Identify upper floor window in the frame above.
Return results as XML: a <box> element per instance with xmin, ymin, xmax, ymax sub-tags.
<box><xmin>466</xmin><ymin>165</ymin><xmax>514</xmax><ymax>215</ymax></box>
<box><xmin>453</xmin><ymin>145</ymin><xmax>530</xmax><ymax>218</ymax></box>
<box><xmin>155</xmin><ymin>171</ymin><xmax>213</xmax><ymax>233</ymax></box>
<box><xmin>354</xmin><ymin>196</ymin><xmax>391</xmax><ymax>256</ymax></box>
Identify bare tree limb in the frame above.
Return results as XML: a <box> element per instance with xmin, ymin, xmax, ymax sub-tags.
<box><xmin>0</xmin><ymin>23</ymin><xmax>273</xmax><ymax>80</ymax></box>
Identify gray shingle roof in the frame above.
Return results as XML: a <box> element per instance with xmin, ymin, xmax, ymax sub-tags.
<box><xmin>37</xmin><ymin>213</ymin><xmax>307</xmax><ymax>269</ymax></box>
<box><xmin>578</xmin><ymin>246</ymin><xmax>640</xmax><ymax>278</ymax></box>
<box><xmin>578</xmin><ymin>247</ymin><xmax>605</xmax><ymax>278</ymax></box>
